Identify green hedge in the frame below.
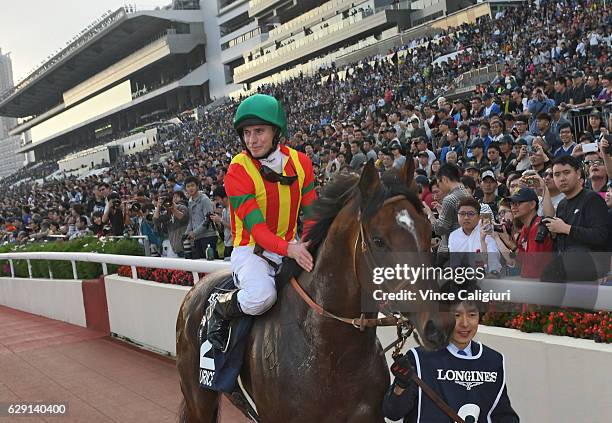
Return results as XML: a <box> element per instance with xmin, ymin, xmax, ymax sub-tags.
<box><xmin>0</xmin><ymin>237</ymin><xmax>144</xmax><ymax>280</ymax></box>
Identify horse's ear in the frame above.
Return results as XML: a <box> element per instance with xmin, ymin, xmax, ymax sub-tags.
<box><xmin>358</xmin><ymin>160</ymin><xmax>381</xmax><ymax>203</ymax></box>
<box><xmin>400</xmin><ymin>152</ymin><xmax>417</xmax><ymax>192</ymax></box>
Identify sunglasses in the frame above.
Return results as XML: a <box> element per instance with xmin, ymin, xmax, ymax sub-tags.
<box><xmin>260</xmin><ymin>165</ymin><xmax>298</xmax><ymax>186</ymax></box>
<box><xmin>458</xmin><ymin>211</ymin><xmax>478</xmax><ymax>218</ymax></box>
<box><xmin>585</xmin><ymin>160</ymin><xmax>604</xmax><ymax>167</ymax></box>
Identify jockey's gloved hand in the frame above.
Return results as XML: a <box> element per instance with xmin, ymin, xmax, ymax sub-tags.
<box><xmin>390</xmin><ymin>354</ymin><xmax>414</xmax><ymax>389</ymax></box>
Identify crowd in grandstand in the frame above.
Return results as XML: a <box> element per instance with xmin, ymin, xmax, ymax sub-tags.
<box><xmin>0</xmin><ymin>0</ymin><xmax>610</xmax><ymax>279</ymax></box>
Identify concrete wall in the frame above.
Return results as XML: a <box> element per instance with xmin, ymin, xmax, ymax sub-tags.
<box><xmin>104</xmin><ymin>275</ymin><xmax>191</xmax><ymax>356</ymax></box>
<box><xmin>0</xmin><ymin>277</ymin><xmax>86</xmax><ymax>327</ymax></box>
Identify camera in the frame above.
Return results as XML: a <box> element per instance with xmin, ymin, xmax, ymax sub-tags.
<box><xmin>205</xmin><ymin>212</ymin><xmax>217</xmax><ymax>229</ymax></box>
<box><xmin>494</xmin><ymin>220</ymin><xmax>513</xmax><ymax>234</ymax></box>
<box><xmin>535</xmin><ymin>218</ymin><xmax>550</xmax><ymax>244</ymax></box>
<box><xmin>110</xmin><ymin>198</ymin><xmax>122</xmax><ymax>209</ymax></box>
<box><xmin>130</xmin><ymin>202</ymin><xmax>142</xmax><ymax>213</ymax></box>
<box><xmin>162</xmin><ymin>197</ymin><xmax>173</xmax><ymax>210</ymax></box>
<box><xmin>182</xmin><ymin>234</ymin><xmax>193</xmax><ymax>259</ymax></box>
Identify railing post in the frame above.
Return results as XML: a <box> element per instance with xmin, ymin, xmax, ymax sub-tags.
<box><xmin>27</xmin><ymin>259</ymin><xmax>32</xmax><ymax>278</ymax></box>
<box><xmin>131</xmin><ymin>265</ymin><xmax>138</xmax><ymax>280</ymax></box>
<box><xmin>192</xmin><ymin>271</ymin><xmax>199</xmax><ymax>285</ymax></box>
<box><xmin>48</xmin><ymin>264</ymin><xmax>53</xmax><ymax>280</ymax></box>
<box><xmin>143</xmin><ymin>237</ymin><xmax>151</xmax><ymax>256</ymax></box>
<box><xmin>9</xmin><ymin>259</ymin><xmax>14</xmax><ymax>278</ymax></box>
<box><xmin>71</xmin><ymin>261</ymin><xmax>78</xmax><ymax>280</ymax></box>
<box><xmin>102</xmin><ymin>262</ymin><xmax>108</xmax><ymax>276</ymax></box>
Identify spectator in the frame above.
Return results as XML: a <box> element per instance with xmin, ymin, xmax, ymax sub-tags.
<box><xmin>212</xmin><ymin>186</ymin><xmax>233</xmax><ymax>259</ymax></box>
<box><xmin>153</xmin><ymin>190</ymin><xmax>189</xmax><ymax>258</ymax></box>
<box><xmin>535</xmin><ymin>113</ymin><xmax>561</xmax><ymax>152</ymax></box>
<box><xmin>184</xmin><ymin>176</ymin><xmax>218</xmax><ymax>259</ymax></box>
<box><xmin>469</xmin><ymin>139</ymin><xmax>488</xmax><ymax>169</ymax></box>
<box><xmin>508</xmin><ymin>188</ymin><xmax>553</xmax><ymax>278</ymax></box>
<box><xmin>101</xmin><ymin>192</ymin><xmax>126</xmax><ymax>236</ymax></box>
<box><xmin>584</xmin><ymin>151</ymin><xmax>609</xmax><ymax>195</ymax></box>
<box><xmin>349</xmin><ymin>141</ymin><xmax>366</xmax><ymax>170</ymax></box>
<box><xmin>553</xmin><ymin>123</ymin><xmax>576</xmax><ymax>158</ymax></box>
<box><xmin>422</xmin><ymin>163</ymin><xmax>471</xmax><ymax>266</ymax></box>
<box><xmin>478</xmin><ymin>169</ymin><xmax>502</xmax><ymax>220</ymax></box>
<box><xmin>69</xmin><ymin>216</ymin><xmax>92</xmax><ymax>240</ymax></box>
<box><xmin>390</xmin><ymin>141</ymin><xmax>406</xmax><ymax>170</ymax></box>
<box><xmin>546</xmin><ymin>154</ymin><xmax>609</xmax><ymax>254</ymax></box>
<box><xmin>87</xmin><ymin>183</ymin><xmax>108</xmax><ymax>216</ymax></box>
<box><xmin>448</xmin><ymin>196</ymin><xmax>502</xmax><ymax>274</ymax></box>
<box><xmin>527</xmin><ymin>87</ymin><xmax>555</xmax><ymax>135</ymax></box>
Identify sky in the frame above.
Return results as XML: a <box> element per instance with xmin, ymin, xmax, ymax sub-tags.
<box><xmin>0</xmin><ymin>1</ymin><xmax>168</xmax><ymax>84</ymax></box>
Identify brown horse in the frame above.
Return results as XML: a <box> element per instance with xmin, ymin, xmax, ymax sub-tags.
<box><xmin>176</xmin><ymin>160</ymin><xmax>455</xmax><ymax>422</ymax></box>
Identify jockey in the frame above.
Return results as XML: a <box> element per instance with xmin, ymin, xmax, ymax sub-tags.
<box><xmin>206</xmin><ymin>93</ymin><xmax>316</xmax><ymax>351</ymax></box>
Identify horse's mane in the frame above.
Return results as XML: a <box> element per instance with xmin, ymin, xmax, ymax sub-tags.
<box><xmin>277</xmin><ymin>169</ymin><xmax>423</xmax><ymax>285</ymax></box>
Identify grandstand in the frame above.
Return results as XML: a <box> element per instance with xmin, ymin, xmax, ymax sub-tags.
<box><xmin>0</xmin><ymin>6</ymin><xmax>208</xmax><ymax>164</ymax></box>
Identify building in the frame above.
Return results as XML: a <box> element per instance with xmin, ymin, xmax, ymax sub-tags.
<box><xmin>0</xmin><ymin>48</ymin><xmax>23</xmax><ymax>179</ymax></box>
<box><xmin>0</xmin><ymin>0</ymin><xmax>514</xmax><ymax>174</ymax></box>
<box><xmin>0</xmin><ymin>4</ymin><xmax>209</xmax><ymax>164</ymax></box>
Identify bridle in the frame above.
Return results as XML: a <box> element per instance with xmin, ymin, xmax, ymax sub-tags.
<box><xmin>289</xmin><ymin>193</ymin><xmax>467</xmax><ymax>423</ymax></box>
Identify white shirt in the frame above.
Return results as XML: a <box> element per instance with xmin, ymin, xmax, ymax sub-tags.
<box><xmin>448</xmin><ymin>223</ymin><xmax>502</xmax><ymax>272</ymax></box>
<box><xmin>447</xmin><ymin>341</ymin><xmax>473</xmax><ymax>357</ymax></box>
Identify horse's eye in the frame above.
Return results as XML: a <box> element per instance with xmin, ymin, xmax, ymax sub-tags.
<box><xmin>372</xmin><ymin>236</ymin><xmax>385</xmax><ymax>248</ymax></box>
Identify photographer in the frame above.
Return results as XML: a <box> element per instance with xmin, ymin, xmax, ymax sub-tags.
<box><xmin>184</xmin><ymin>176</ymin><xmax>218</xmax><ymax>259</ymax></box>
<box><xmin>153</xmin><ymin>191</ymin><xmax>189</xmax><ymax>258</ymax></box>
<box><xmin>101</xmin><ymin>192</ymin><xmax>127</xmax><ymax>236</ymax></box>
<box><xmin>527</xmin><ymin>87</ymin><xmax>554</xmax><ymax>135</ymax></box>
<box><xmin>544</xmin><ymin>156</ymin><xmax>609</xmax><ymax>251</ymax></box>
<box><xmin>507</xmin><ymin>188</ymin><xmax>553</xmax><ymax>278</ymax></box>
<box><xmin>212</xmin><ymin>186</ymin><xmax>233</xmax><ymax>259</ymax></box>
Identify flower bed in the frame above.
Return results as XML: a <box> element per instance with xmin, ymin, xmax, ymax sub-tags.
<box><xmin>117</xmin><ymin>265</ymin><xmax>206</xmax><ymax>286</ymax></box>
<box><xmin>482</xmin><ymin>309</ymin><xmax>611</xmax><ymax>343</ymax></box>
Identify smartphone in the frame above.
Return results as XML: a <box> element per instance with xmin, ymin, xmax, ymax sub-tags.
<box><xmin>480</xmin><ymin>214</ymin><xmax>493</xmax><ymax>234</ymax></box>
<box><xmin>526</xmin><ymin>145</ymin><xmax>533</xmax><ymax>154</ymax></box>
<box><xmin>582</xmin><ymin>142</ymin><xmax>599</xmax><ymax>153</ymax></box>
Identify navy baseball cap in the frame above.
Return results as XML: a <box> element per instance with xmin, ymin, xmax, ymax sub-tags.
<box><xmin>509</xmin><ymin>187</ymin><xmax>538</xmax><ymax>203</ymax></box>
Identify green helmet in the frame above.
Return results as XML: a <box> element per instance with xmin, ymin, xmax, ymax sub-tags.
<box><xmin>233</xmin><ymin>94</ymin><xmax>288</xmax><ymax>138</ymax></box>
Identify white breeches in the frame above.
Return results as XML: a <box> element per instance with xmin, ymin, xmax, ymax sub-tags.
<box><xmin>230</xmin><ymin>246</ymin><xmax>281</xmax><ymax>315</ymax></box>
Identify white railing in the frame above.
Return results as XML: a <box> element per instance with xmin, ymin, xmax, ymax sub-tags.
<box><xmin>0</xmin><ymin>252</ymin><xmax>230</xmax><ymax>285</ymax></box>
<box><xmin>1</xmin><ymin>251</ymin><xmax>610</xmax><ymax>311</ymax></box>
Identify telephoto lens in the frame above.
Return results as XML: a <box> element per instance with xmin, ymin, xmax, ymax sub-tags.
<box><xmin>182</xmin><ymin>235</ymin><xmax>193</xmax><ymax>259</ymax></box>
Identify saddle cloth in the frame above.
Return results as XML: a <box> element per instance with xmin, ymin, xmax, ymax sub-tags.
<box><xmin>198</xmin><ymin>275</ymin><xmax>253</xmax><ymax>393</ymax></box>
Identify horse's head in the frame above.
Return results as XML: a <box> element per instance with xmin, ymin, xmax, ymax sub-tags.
<box><xmin>354</xmin><ymin>159</ymin><xmax>455</xmax><ymax>351</ymax></box>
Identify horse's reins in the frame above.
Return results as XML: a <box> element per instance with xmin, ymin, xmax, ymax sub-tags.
<box><xmin>289</xmin><ymin>194</ymin><xmax>467</xmax><ymax>423</ymax></box>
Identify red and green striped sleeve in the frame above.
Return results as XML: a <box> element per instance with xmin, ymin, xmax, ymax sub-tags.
<box><xmin>225</xmin><ymin>161</ymin><xmax>289</xmax><ymax>256</ymax></box>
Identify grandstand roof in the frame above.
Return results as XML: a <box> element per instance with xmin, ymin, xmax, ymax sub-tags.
<box><xmin>0</xmin><ymin>9</ymin><xmax>201</xmax><ymax>118</ymax></box>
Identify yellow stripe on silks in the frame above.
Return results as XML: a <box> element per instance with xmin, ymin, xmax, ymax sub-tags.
<box><xmin>277</xmin><ymin>169</ymin><xmax>291</xmax><ymax>240</ymax></box>
<box><xmin>235</xmin><ymin>155</ymin><xmax>267</xmax><ymax>246</ymax></box>
<box><xmin>286</xmin><ymin>149</ymin><xmax>306</xmax><ymax>240</ymax></box>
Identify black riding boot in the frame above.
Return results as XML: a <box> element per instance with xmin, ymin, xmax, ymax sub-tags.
<box><xmin>206</xmin><ymin>289</ymin><xmax>244</xmax><ymax>351</ymax></box>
